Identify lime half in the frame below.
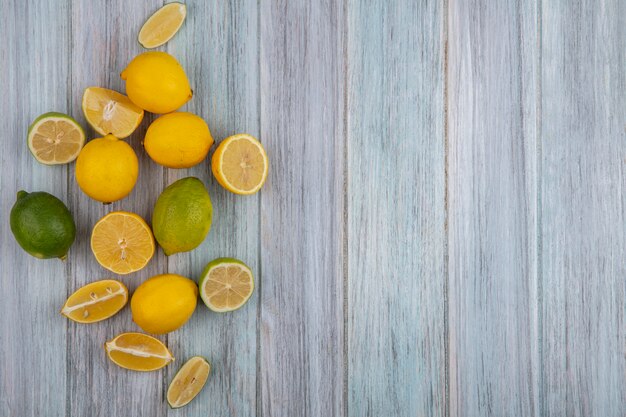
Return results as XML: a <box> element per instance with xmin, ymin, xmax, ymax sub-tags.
<box><xmin>199</xmin><ymin>258</ymin><xmax>254</xmax><ymax>312</ymax></box>
<box><xmin>27</xmin><ymin>112</ymin><xmax>85</xmax><ymax>165</ymax></box>
<box><xmin>167</xmin><ymin>356</ymin><xmax>211</xmax><ymax>408</ymax></box>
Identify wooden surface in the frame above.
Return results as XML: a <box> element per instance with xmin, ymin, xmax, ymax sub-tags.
<box><xmin>0</xmin><ymin>1</ymin><xmax>624</xmax><ymax>416</ymax></box>
<box><xmin>447</xmin><ymin>0</ymin><xmax>540</xmax><ymax>415</ymax></box>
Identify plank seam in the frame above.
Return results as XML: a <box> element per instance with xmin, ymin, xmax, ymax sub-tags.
<box><xmin>65</xmin><ymin>0</ymin><xmax>73</xmax><ymax>415</ymax></box>
<box><xmin>256</xmin><ymin>0</ymin><xmax>263</xmax><ymax>415</ymax></box>
<box><xmin>535</xmin><ymin>0</ymin><xmax>544</xmax><ymax>414</ymax></box>
<box><xmin>342</xmin><ymin>0</ymin><xmax>349</xmax><ymax>414</ymax></box>
<box><xmin>442</xmin><ymin>0</ymin><xmax>450</xmax><ymax>415</ymax></box>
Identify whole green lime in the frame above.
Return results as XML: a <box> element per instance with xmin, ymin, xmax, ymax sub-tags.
<box><xmin>10</xmin><ymin>191</ymin><xmax>76</xmax><ymax>260</ymax></box>
<box><xmin>152</xmin><ymin>177</ymin><xmax>212</xmax><ymax>255</ymax></box>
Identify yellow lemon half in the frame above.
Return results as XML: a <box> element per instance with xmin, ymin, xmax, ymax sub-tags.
<box><xmin>144</xmin><ymin>112</ymin><xmax>213</xmax><ymax>168</ymax></box>
<box><xmin>211</xmin><ymin>134</ymin><xmax>268</xmax><ymax>195</ymax></box>
<box><xmin>131</xmin><ymin>274</ymin><xmax>198</xmax><ymax>334</ymax></box>
<box><xmin>90</xmin><ymin>211</ymin><xmax>155</xmax><ymax>275</ymax></box>
<box><xmin>75</xmin><ymin>134</ymin><xmax>138</xmax><ymax>203</ymax></box>
<box><xmin>121</xmin><ymin>52</ymin><xmax>192</xmax><ymax>114</ymax></box>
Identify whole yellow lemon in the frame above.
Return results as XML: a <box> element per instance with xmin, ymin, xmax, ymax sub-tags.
<box><xmin>131</xmin><ymin>274</ymin><xmax>198</xmax><ymax>334</ymax></box>
<box><xmin>144</xmin><ymin>112</ymin><xmax>213</xmax><ymax>168</ymax></box>
<box><xmin>75</xmin><ymin>134</ymin><xmax>138</xmax><ymax>203</ymax></box>
<box><xmin>121</xmin><ymin>51</ymin><xmax>192</xmax><ymax>114</ymax></box>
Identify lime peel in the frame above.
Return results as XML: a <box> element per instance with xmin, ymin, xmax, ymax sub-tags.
<box><xmin>199</xmin><ymin>257</ymin><xmax>255</xmax><ymax>312</ymax></box>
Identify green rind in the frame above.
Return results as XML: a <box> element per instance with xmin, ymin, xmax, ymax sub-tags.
<box><xmin>198</xmin><ymin>257</ymin><xmax>254</xmax><ymax>313</ymax></box>
<box><xmin>10</xmin><ymin>191</ymin><xmax>76</xmax><ymax>259</ymax></box>
<box><xmin>152</xmin><ymin>177</ymin><xmax>212</xmax><ymax>255</ymax></box>
<box><xmin>166</xmin><ymin>355</ymin><xmax>211</xmax><ymax>408</ymax></box>
<box><xmin>27</xmin><ymin>112</ymin><xmax>86</xmax><ymax>165</ymax></box>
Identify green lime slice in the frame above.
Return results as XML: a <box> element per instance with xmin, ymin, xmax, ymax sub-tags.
<box><xmin>199</xmin><ymin>258</ymin><xmax>254</xmax><ymax>312</ymax></box>
<box><xmin>27</xmin><ymin>112</ymin><xmax>85</xmax><ymax>165</ymax></box>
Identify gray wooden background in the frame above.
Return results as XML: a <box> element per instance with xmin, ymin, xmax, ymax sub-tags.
<box><xmin>0</xmin><ymin>0</ymin><xmax>624</xmax><ymax>416</ymax></box>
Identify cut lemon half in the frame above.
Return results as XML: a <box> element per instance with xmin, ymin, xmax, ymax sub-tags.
<box><xmin>167</xmin><ymin>356</ymin><xmax>211</xmax><ymax>408</ymax></box>
<box><xmin>82</xmin><ymin>87</ymin><xmax>144</xmax><ymax>138</ymax></box>
<box><xmin>138</xmin><ymin>3</ymin><xmax>187</xmax><ymax>49</ymax></box>
<box><xmin>199</xmin><ymin>258</ymin><xmax>254</xmax><ymax>312</ymax></box>
<box><xmin>61</xmin><ymin>279</ymin><xmax>128</xmax><ymax>323</ymax></box>
<box><xmin>91</xmin><ymin>211</ymin><xmax>155</xmax><ymax>275</ymax></box>
<box><xmin>105</xmin><ymin>332</ymin><xmax>173</xmax><ymax>371</ymax></box>
<box><xmin>27</xmin><ymin>112</ymin><xmax>85</xmax><ymax>165</ymax></box>
<box><xmin>211</xmin><ymin>134</ymin><xmax>269</xmax><ymax>195</ymax></box>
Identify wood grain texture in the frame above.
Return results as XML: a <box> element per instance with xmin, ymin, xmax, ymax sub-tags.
<box><xmin>540</xmin><ymin>0</ymin><xmax>626</xmax><ymax>415</ymax></box>
<box><xmin>345</xmin><ymin>1</ymin><xmax>446</xmax><ymax>416</ymax></box>
<box><xmin>447</xmin><ymin>0</ymin><xmax>540</xmax><ymax>416</ymax></box>
<box><xmin>67</xmin><ymin>1</ymin><xmax>168</xmax><ymax>416</ymax></box>
<box><xmin>164</xmin><ymin>1</ymin><xmax>260</xmax><ymax>416</ymax></box>
<box><xmin>0</xmin><ymin>1</ymin><xmax>70</xmax><ymax>416</ymax></box>
<box><xmin>259</xmin><ymin>0</ymin><xmax>345</xmax><ymax>415</ymax></box>
<box><xmin>4</xmin><ymin>1</ymin><xmax>626</xmax><ymax>416</ymax></box>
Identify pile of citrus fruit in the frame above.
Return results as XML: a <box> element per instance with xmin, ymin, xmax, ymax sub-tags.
<box><xmin>9</xmin><ymin>3</ymin><xmax>266</xmax><ymax>409</ymax></box>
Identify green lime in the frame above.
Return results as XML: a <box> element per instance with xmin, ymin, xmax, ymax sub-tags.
<box><xmin>152</xmin><ymin>177</ymin><xmax>212</xmax><ymax>255</ymax></box>
<box><xmin>198</xmin><ymin>257</ymin><xmax>254</xmax><ymax>312</ymax></box>
<box><xmin>10</xmin><ymin>191</ymin><xmax>76</xmax><ymax>260</ymax></box>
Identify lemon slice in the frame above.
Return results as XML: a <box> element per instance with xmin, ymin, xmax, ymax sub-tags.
<box><xmin>211</xmin><ymin>134</ymin><xmax>269</xmax><ymax>195</ymax></box>
<box><xmin>61</xmin><ymin>279</ymin><xmax>128</xmax><ymax>323</ymax></box>
<box><xmin>167</xmin><ymin>356</ymin><xmax>211</xmax><ymax>408</ymax></box>
<box><xmin>91</xmin><ymin>211</ymin><xmax>155</xmax><ymax>275</ymax></box>
<box><xmin>138</xmin><ymin>3</ymin><xmax>187</xmax><ymax>49</ymax></box>
<box><xmin>82</xmin><ymin>87</ymin><xmax>144</xmax><ymax>138</ymax></box>
<box><xmin>27</xmin><ymin>112</ymin><xmax>85</xmax><ymax>165</ymax></box>
<box><xmin>199</xmin><ymin>258</ymin><xmax>254</xmax><ymax>312</ymax></box>
<box><xmin>105</xmin><ymin>332</ymin><xmax>173</xmax><ymax>371</ymax></box>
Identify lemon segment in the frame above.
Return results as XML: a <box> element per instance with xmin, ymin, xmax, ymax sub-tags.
<box><xmin>82</xmin><ymin>87</ymin><xmax>144</xmax><ymax>138</ymax></box>
<box><xmin>105</xmin><ymin>332</ymin><xmax>173</xmax><ymax>371</ymax></box>
<box><xmin>199</xmin><ymin>258</ymin><xmax>254</xmax><ymax>312</ymax></box>
<box><xmin>61</xmin><ymin>279</ymin><xmax>128</xmax><ymax>323</ymax></box>
<box><xmin>27</xmin><ymin>112</ymin><xmax>85</xmax><ymax>165</ymax></box>
<box><xmin>211</xmin><ymin>134</ymin><xmax>268</xmax><ymax>195</ymax></box>
<box><xmin>138</xmin><ymin>3</ymin><xmax>187</xmax><ymax>49</ymax></box>
<box><xmin>167</xmin><ymin>356</ymin><xmax>211</xmax><ymax>408</ymax></box>
<box><xmin>90</xmin><ymin>211</ymin><xmax>155</xmax><ymax>275</ymax></box>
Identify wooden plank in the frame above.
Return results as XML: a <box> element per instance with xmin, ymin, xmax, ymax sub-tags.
<box><xmin>0</xmin><ymin>1</ymin><xmax>70</xmax><ymax>416</ymax></box>
<box><xmin>259</xmin><ymin>0</ymin><xmax>345</xmax><ymax>415</ymax></box>
<box><xmin>346</xmin><ymin>1</ymin><xmax>446</xmax><ymax>416</ymax></box>
<box><xmin>164</xmin><ymin>1</ymin><xmax>259</xmax><ymax>416</ymax></box>
<box><xmin>66</xmin><ymin>1</ymin><xmax>168</xmax><ymax>416</ymax></box>
<box><xmin>447</xmin><ymin>0</ymin><xmax>540</xmax><ymax>416</ymax></box>
<box><xmin>540</xmin><ymin>1</ymin><xmax>626</xmax><ymax>415</ymax></box>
